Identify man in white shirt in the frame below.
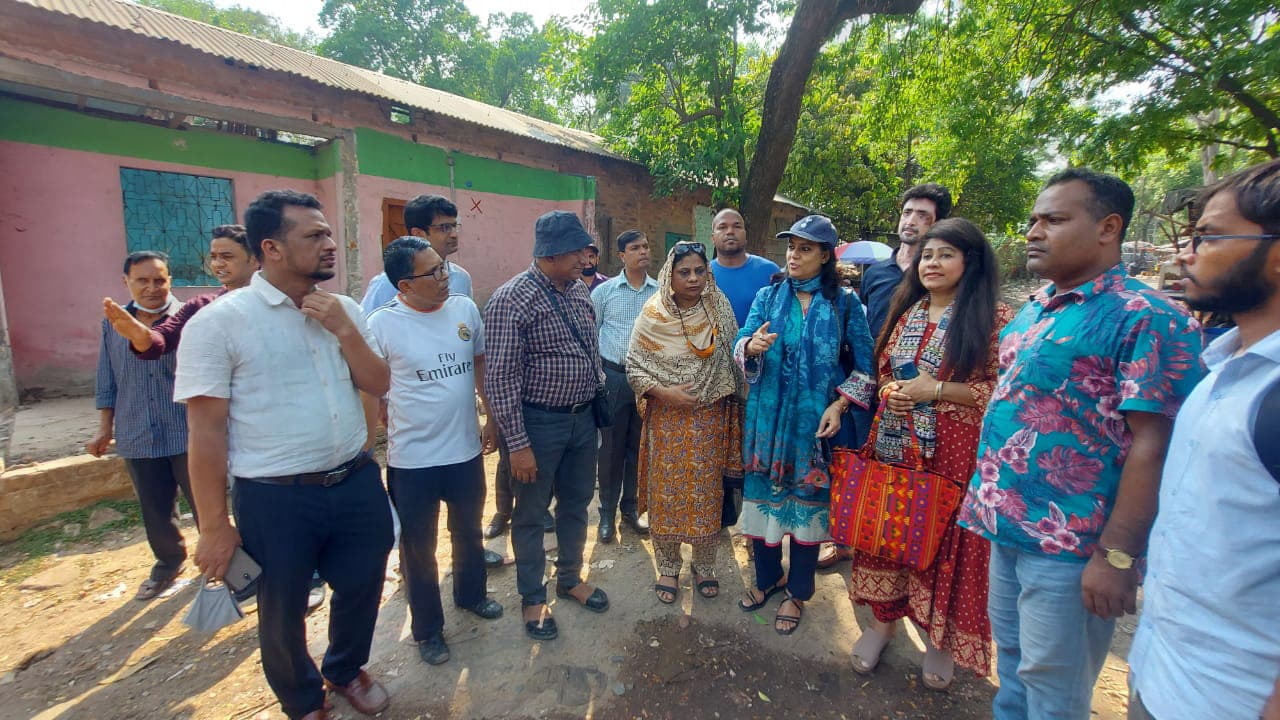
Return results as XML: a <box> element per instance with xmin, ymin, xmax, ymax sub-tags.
<box><xmin>1128</xmin><ymin>159</ymin><xmax>1280</xmax><ymax>720</ymax></box>
<box><xmin>179</xmin><ymin>190</ymin><xmax>393</xmax><ymax>720</ymax></box>
<box><xmin>365</xmin><ymin>237</ymin><xmax>502</xmax><ymax>667</ymax></box>
<box><xmin>360</xmin><ymin>195</ymin><xmax>473</xmax><ymax>313</ymax></box>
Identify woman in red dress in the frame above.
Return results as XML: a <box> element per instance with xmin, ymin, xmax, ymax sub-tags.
<box><xmin>847</xmin><ymin>217</ymin><xmax>1013</xmax><ymax>689</ymax></box>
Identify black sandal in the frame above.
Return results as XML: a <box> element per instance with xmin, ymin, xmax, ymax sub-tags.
<box><xmin>521</xmin><ymin>602</ymin><xmax>558</xmax><ymax>640</ymax></box>
<box><xmin>738</xmin><ymin>580</ymin><xmax>786</xmax><ymax>611</ymax></box>
<box><xmin>654</xmin><ymin>576</ymin><xmax>678</xmax><ymax>604</ymax></box>
<box><xmin>774</xmin><ymin>594</ymin><xmax>804</xmax><ymax>636</ymax></box>
<box><xmin>695</xmin><ymin>577</ymin><xmax>719</xmax><ymax>599</ymax></box>
<box><xmin>555</xmin><ymin>583</ymin><xmax>610</xmax><ymax>613</ymax></box>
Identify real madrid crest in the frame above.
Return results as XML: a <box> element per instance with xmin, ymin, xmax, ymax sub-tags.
<box><xmin>457</xmin><ymin>323</ymin><xmax>472</xmax><ymax>341</ymax></box>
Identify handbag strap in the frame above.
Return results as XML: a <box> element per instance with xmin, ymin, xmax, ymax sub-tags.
<box><xmin>526</xmin><ymin>271</ymin><xmax>596</xmax><ymax>361</ymax></box>
<box><xmin>860</xmin><ymin>398</ymin><xmax>927</xmax><ymax>472</ymax></box>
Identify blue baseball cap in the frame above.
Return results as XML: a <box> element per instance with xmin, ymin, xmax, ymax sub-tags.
<box><xmin>777</xmin><ymin>215</ymin><xmax>838</xmax><ymax>247</ymax></box>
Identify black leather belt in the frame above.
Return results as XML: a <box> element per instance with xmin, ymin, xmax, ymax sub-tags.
<box><xmin>237</xmin><ymin>452</ymin><xmax>372</xmax><ymax>487</ymax></box>
<box><xmin>524</xmin><ymin>400</ymin><xmax>592</xmax><ymax>414</ymax></box>
<box><xmin>601</xmin><ymin>358</ymin><xmax>626</xmax><ymax>374</ymax></box>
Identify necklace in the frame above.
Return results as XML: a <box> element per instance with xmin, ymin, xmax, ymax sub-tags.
<box><xmin>677</xmin><ymin>300</ymin><xmax>716</xmax><ymax>358</ymax></box>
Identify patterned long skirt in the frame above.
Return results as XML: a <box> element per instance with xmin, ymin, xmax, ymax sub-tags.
<box><xmin>638</xmin><ymin>397</ymin><xmax>741</xmax><ymax>546</ymax></box>
<box><xmin>848</xmin><ymin>411</ymin><xmax>993</xmax><ymax>675</ymax></box>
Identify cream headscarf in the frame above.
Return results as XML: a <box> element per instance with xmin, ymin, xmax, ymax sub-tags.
<box><xmin>626</xmin><ymin>245</ymin><xmax>744</xmax><ymax>413</ymax></box>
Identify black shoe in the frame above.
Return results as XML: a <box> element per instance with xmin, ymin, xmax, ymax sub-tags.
<box><xmin>597</xmin><ymin>519</ymin><xmax>616</xmax><ymax>544</ymax></box>
<box><xmin>417</xmin><ymin>632</ymin><xmax>450</xmax><ymax>665</ymax></box>
<box><xmin>483</xmin><ymin>549</ymin><xmax>505</xmax><ymax>568</ymax></box>
<box><xmin>621</xmin><ymin>512</ymin><xmax>649</xmax><ymax>536</ymax></box>
<box><xmin>484</xmin><ymin>514</ymin><xmax>510</xmax><ymax>539</ymax></box>
<box><xmin>522</xmin><ymin>602</ymin><xmax>558</xmax><ymax>640</ymax></box>
<box><xmin>555</xmin><ymin>584</ymin><xmax>610</xmax><ymax>613</ymax></box>
<box><xmin>458</xmin><ymin>596</ymin><xmax>504</xmax><ymax>620</ymax></box>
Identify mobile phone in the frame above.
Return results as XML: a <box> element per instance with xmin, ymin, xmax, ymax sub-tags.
<box><xmin>224</xmin><ymin>547</ymin><xmax>262</xmax><ymax>593</ymax></box>
<box><xmin>892</xmin><ymin>360</ymin><xmax>919</xmax><ymax>381</ymax></box>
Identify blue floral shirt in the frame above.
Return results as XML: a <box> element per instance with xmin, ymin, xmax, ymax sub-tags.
<box><xmin>958</xmin><ymin>265</ymin><xmax>1204</xmax><ymax>560</ymax></box>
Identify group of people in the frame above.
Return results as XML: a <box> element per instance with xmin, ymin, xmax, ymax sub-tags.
<box><xmin>86</xmin><ymin>157</ymin><xmax>1280</xmax><ymax>720</ymax></box>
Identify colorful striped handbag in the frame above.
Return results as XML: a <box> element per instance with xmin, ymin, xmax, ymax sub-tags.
<box><xmin>828</xmin><ymin>411</ymin><xmax>962</xmax><ymax>571</ymax></box>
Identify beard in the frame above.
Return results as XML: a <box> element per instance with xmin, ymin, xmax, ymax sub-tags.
<box><xmin>1184</xmin><ymin>243</ymin><xmax>1276</xmax><ymax>314</ymax></box>
<box><xmin>308</xmin><ymin>268</ymin><xmax>336</xmax><ymax>281</ymax></box>
<box><xmin>582</xmin><ymin>265</ymin><xmax>597</xmax><ymax>276</ymax></box>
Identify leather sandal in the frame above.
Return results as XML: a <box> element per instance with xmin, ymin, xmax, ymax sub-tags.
<box><xmin>555</xmin><ymin>583</ymin><xmax>609</xmax><ymax>613</ymax></box>
<box><xmin>135</xmin><ymin>574</ymin><xmax>179</xmax><ymax>601</ymax></box>
<box><xmin>774</xmin><ymin>594</ymin><xmax>804</xmax><ymax>636</ymax></box>
<box><xmin>695</xmin><ymin>576</ymin><xmax>719</xmax><ymax>599</ymax></box>
<box><xmin>851</xmin><ymin>620</ymin><xmax>896</xmax><ymax>675</ymax></box>
<box><xmin>654</xmin><ymin>575</ymin><xmax>678</xmax><ymax>604</ymax></box>
<box><xmin>738</xmin><ymin>580</ymin><xmax>786</xmax><ymax>611</ymax></box>
<box><xmin>522</xmin><ymin>602</ymin><xmax>558</xmax><ymax>640</ymax></box>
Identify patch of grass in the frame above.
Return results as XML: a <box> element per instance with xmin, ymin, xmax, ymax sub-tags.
<box><xmin>0</xmin><ymin>498</ymin><xmax>144</xmax><ymax>583</ymax></box>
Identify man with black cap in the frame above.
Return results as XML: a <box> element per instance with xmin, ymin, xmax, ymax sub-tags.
<box><xmin>581</xmin><ymin>242</ymin><xmax>611</xmax><ymax>291</ymax></box>
<box><xmin>484</xmin><ymin>210</ymin><xmax>611</xmax><ymax>640</ymax></box>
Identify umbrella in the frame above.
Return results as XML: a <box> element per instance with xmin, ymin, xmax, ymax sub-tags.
<box><xmin>836</xmin><ymin>240</ymin><xmax>893</xmax><ymax>264</ymax></box>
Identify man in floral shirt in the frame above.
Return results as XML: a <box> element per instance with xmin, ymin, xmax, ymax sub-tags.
<box><xmin>958</xmin><ymin>168</ymin><xmax>1204</xmax><ymax>720</ymax></box>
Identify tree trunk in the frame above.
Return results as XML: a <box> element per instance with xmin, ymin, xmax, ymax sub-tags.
<box><xmin>741</xmin><ymin>0</ymin><xmax>922</xmax><ymax>255</ymax></box>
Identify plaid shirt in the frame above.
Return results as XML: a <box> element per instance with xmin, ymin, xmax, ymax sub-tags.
<box><xmin>484</xmin><ymin>263</ymin><xmax>603</xmax><ymax>451</ymax></box>
<box><xmin>94</xmin><ymin>300</ymin><xmax>188</xmax><ymax>459</ymax></box>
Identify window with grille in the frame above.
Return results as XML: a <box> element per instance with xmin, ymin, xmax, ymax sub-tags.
<box><xmin>120</xmin><ymin>168</ymin><xmax>236</xmax><ymax>286</ymax></box>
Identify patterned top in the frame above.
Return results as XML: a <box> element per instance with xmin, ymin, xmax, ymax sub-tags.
<box><xmin>592</xmin><ymin>272</ymin><xmax>658</xmax><ymax>365</ymax></box>
<box><xmin>959</xmin><ymin>264</ymin><xmax>1204</xmax><ymax>560</ymax></box>
<box><xmin>484</xmin><ymin>262</ymin><xmax>604</xmax><ymax>452</ymax></box>
<box><xmin>94</xmin><ymin>300</ymin><xmax>189</xmax><ymax>459</ymax></box>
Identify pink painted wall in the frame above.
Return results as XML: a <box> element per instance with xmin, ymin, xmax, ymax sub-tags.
<box><xmin>0</xmin><ymin>140</ymin><xmax>339</xmax><ymax>395</ymax></box>
<box><xmin>354</xmin><ymin>175</ymin><xmax>596</xmax><ymax>306</ymax></box>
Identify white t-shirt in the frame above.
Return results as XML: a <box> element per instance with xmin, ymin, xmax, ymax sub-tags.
<box><xmin>367</xmin><ymin>294</ymin><xmax>485</xmax><ymax>469</ymax></box>
<box><xmin>173</xmin><ymin>272</ymin><xmax>373</xmax><ymax>477</ymax></box>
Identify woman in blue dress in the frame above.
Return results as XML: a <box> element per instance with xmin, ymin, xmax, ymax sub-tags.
<box><xmin>735</xmin><ymin>215</ymin><xmax>876</xmax><ymax>635</ymax></box>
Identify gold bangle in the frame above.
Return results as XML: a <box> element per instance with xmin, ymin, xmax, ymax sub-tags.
<box><xmin>934</xmin><ymin>382</ymin><xmax>944</xmax><ymax>403</ymax></box>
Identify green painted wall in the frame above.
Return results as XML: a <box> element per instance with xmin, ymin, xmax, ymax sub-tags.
<box><xmin>354</xmin><ymin>128</ymin><xmax>595</xmax><ymax>202</ymax></box>
<box><xmin>0</xmin><ymin>96</ymin><xmax>326</xmax><ymax>179</ymax></box>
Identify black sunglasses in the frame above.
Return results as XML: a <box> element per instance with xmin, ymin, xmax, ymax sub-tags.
<box><xmin>1188</xmin><ymin>234</ymin><xmax>1280</xmax><ymax>252</ymax></box>
<box><xmin>672</xmin><ymin>242</ymin><xmax>707</xmax><ymax>259</ymax></box>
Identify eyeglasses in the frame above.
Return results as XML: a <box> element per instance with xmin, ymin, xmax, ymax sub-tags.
<box><xmin>403</xmin><ymin>263</ymin><xmax>449</xmax><ymax>282</ymax></box>
<box><xmin>1188</xmin><ymin>234</ymin><xmax>1280</xmax><ymax>252</ymax></box>
<box><xmin>426</xmin><ymin>222</ymin><xmax>461</xmax><ymax>233</ymax></box>
<box><xmin>672</xmin><ymin>242</ymin><xmax>707</xmax><ymax>259</ymax></box>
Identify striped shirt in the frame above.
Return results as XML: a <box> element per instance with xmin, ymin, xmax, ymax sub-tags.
<box><xmin>94</xmin><ymin>300</ymin><xmax>188</xmax><ymax>459</ymax></box>
<box><xmin>484</xmin><ymin>262</ymin><xmax>603</xmax><ymax>451</ymax></box>
<box><xmin>592</xmin><ymin>272</ymin><xmax>658</xmax><ymax>365</ymax></box>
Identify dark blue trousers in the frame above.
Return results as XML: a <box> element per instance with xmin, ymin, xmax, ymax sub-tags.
<box><xmin>596</xmin><ymin>365</ymin><xmax>641</xmax><ymax>519</ymax></box>
<box><xmin>387</xmin><ymin>455</ymin><xmax>487</xmax><ymax>641</ymax></box>
<box><xmin>512</xmin><ymin>405</ymin><xmax>596</xmax><ymax>605</ymax></box>
<box><xmin>234</xmin><ymin>460</ymin><xmax>393</xmax><ymax>720</ymax></box>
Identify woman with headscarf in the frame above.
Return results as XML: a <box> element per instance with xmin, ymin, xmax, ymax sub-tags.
<box><xmin>736</xmin><ymin>215</ymin><xmax>876</xmax><ymax>635</ymax></box>
<box><xmin>847</xmin><ymin>217</ymin><xmax>1013</xmax><ymax>690</ymax></box>
<box><xmin>627</xmin><ymin>242</ymin><xmax>745</xmax><ymax>604</ymax></box>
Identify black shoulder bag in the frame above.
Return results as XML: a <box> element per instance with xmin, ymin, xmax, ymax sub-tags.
<box><xmin>527</xmin><ymin>272</ymin><xmax>613</xmax><ymax>428</ymax></box>
<box><xmin>1256</xmin><ymin>378</ymin><xmax>1280</xmax><ymax>489</ymax></box>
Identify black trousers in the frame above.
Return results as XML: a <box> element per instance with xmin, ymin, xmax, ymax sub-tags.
<box><xmin>595</xmin><ymin>365</ymin><xmax>641</xmax><ymax>520</ymax></box>
<box><xmin>234</xmin><ymin>460</ymin><xmax>393</xmax><ymax>720</ymax></box>
<box><xmin>494</xmin><ymin>444</ymin><xmax>514</xmax><ymax>517</ymax></box>
<box><xmin>387</xmin><ymin>455</ymin><xmax>487</xmax><ymax>641</ymax></box>
<box><xmin>123</xmin><ymin>454</ymin><xmax>196</xmax><ymax>582</ymax></box>
<box><xmin>753</xmin><ymin>539</ymin><xmax>821</xmax><ymax>601</ymax></box>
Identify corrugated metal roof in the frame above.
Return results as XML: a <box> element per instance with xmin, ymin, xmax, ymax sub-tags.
<box><xmin>13</xmin><ymin>0</ymin><xmax>623</xmax><ymax>159</ymax></box>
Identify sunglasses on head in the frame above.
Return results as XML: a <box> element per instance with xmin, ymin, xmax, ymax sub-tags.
<box><xmin>672</xmin><ymin>242</ymin><xmax>707</xmax><ymax>259</ymax></box>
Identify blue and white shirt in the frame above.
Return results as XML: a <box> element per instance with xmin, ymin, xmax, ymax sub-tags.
<box><xmin>94</xmin><ymin>299</ymin><xmax>188</xmax><ymax>459</ymax></box>
<box><xmin>592</xmin><ymin>272</ymin><xmax>658</xmax><ymax>365</ymax></box>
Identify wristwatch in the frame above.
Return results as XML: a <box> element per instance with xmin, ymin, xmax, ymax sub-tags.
<box><xmin>1101</xmin><ymin>547</ymin><xmax>1138</xmax><ymax>570</ymax></box>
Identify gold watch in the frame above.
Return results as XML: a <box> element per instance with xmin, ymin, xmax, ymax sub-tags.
<box><xmin>1101</xmin><ymin>547</ymin><xmax>1137</xmax><ymax>570</ymax></box>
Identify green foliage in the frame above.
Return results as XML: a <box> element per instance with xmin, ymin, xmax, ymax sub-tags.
<box><xmin>136</xmin><ymin>0</ymin><xmax>319</xmax><ymax>50</ymax></box>
<box><xmin>0</xmin><ymin>499</ymin><xmax>145</xmax><ymax>583</ymax></box>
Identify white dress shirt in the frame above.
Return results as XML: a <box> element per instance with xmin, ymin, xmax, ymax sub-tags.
<box><xmin>174</xmin><ymin>272</ymin><xmax>374</xmax><ymax>477</ymax></box>
<box><xmin>1129</xmin><ymin>326</ymin><xmax>1280</xmax><ymax>719</ymax></box>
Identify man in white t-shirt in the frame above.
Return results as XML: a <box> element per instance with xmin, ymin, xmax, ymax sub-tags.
<box><xmin>365</xmin><ymin>237</ymin><xmax>502</xmax><ymax>667</ymax></box>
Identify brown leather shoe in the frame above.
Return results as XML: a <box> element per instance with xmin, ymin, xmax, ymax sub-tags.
<box><xmin>324</xmin><ymin>670</ymin><xmax>389</xmax><ymax>716</ymax></box>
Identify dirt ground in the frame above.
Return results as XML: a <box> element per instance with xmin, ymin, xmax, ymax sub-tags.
<box><xmin>1</xmin><ymin>398</ymin><xmax>1135</xmax><ymax>719</ymax></box>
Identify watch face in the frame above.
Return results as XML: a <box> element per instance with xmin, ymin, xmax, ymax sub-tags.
<box><xmin>1106</xmin><ymin>549</ymin><xmax>1135</xmax><ymax>569</ymax></box>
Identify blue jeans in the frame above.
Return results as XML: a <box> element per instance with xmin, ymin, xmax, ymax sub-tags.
<box><xmin>988</xmin><ymin>543</ymin><xmax>1115</xmax><ymax>720</ymax></box>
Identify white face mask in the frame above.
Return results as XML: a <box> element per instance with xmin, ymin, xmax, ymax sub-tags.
<box><xmin>134</xmin><ymin>298</ymin><xmax>172</xmax><ymax>314</ymax></box>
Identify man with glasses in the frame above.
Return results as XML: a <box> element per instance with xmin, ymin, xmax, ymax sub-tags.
<box><xmin>365</xmin><ymin>237</ymin><xmax>503</xmax><ymax>667</ymax></box>
<box><xmin>361</xmin><ymin>195</ymin><xmax>473</xmax><ymax>312</ymax></box>
<box><xmin>957</xmin><ymin>168</ymin><xmax>1204</xmax><ymax>720</ymax></box>
<box><xmin>591</xmin><ymin>230</ymin><xmax>656</xmax><ymax>544</ymax></box>
<box><xmin>484</xmin><ymin>211</ymin><xmax>610</xmax><ymax>641</ymax></box>
<box><xmin>1128</xmin><ymin>158</ymin><xmax>1280</xmax><ymax>720</ymax></box>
